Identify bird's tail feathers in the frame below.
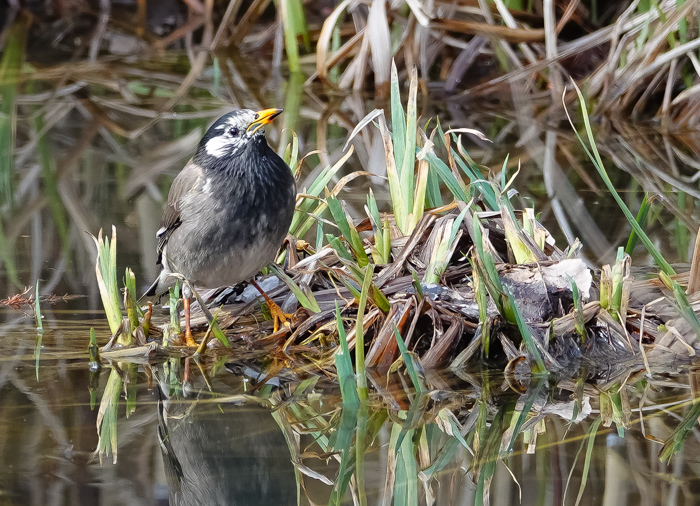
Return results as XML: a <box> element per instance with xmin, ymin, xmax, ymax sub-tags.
<box><xmin>142</xmin><ymin>268</ymin><xmax>174</xmax><ymax>300</ymax></box>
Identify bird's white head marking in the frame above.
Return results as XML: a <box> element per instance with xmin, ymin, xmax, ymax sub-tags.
<box><xmin>203</xmin><ymin>110</ymin><xmax>259</xmax><ymax>159</ymax></box>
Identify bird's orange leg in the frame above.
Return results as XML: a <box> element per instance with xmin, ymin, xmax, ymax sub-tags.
<box><xmin>250</xmin><ymin>279</ymin><xmax>292</xmax><ymax>332</ymax></box>
<box><xmin>183</xmin><ymin>296</ymin><xmax>197</xmax><ymax>347</ymax></box>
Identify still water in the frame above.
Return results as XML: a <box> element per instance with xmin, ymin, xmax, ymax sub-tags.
<box><xmin>2</xmin><ymin>27</ymin><xmax>700</xmax><ymax>506</ymax></box>
<box><xmin>2</xmin><ymin>313</ymin><xmax>700</xmax><ymax>505</ymax></box>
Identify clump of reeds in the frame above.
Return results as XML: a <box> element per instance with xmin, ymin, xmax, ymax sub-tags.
<box><xmin>90</xmin><ymin>64</ymin><xmax>700</xmax><ymax>395</ymax></box>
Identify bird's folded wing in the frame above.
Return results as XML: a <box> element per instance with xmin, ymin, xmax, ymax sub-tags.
<box><xmin>155</xmin><ymin>160</ymin><xmax>205</xmax><ymax>265</ymax></box>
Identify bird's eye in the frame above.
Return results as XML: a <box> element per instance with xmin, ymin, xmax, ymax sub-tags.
<box><xmin>228</xmin><ymin>127</ymin><xmax>239</xmax><ymax>137</ymax></box>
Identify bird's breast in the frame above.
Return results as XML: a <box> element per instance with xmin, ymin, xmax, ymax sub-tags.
<box><xmin>169</xmin><ymin>155</ymin><xmax>295</xmax><ymax>288</ymax></box>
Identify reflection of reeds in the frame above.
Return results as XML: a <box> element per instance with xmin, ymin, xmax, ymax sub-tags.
<box><xmin>67</xmin><ymin>326</ymin><xmax>700</xmax><ymax>503</ymax></box>
<box><xmin>33</xmin><ymin>282</ymin><xmax>42</xmax><ymax>381</ymax></box>
<box><xmin>95</xmin><ymin>367</ymin><xmax>123</xmax><ymax>465</ymax></box>
<box><xmin>145</xmin><ymin>359</ymin><xmax>700</xmax><ymax>504</ymax></box>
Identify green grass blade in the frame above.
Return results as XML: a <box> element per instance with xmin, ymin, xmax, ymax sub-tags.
<box><xmin>659</xmin><ymin>272</ymin><xmax>700</xmax><ymax>339</ymax></box>
<box><xmin>393</xmin><ymin>326</ymin><xmax>426</xmax><ymax>393</ymax></box>
<box><xmin>502</xmin><ymin>377</ymin><xmax>546</xmax><ymax>455</ymax></box>
<box><xmin>399</xmin><ymin>67</ymin><xmax>418</xmax><ymax>221</ymax></box>
<box><xmin>365</xmin><ymin>189</ymin><xmax>390</xmax><ymax>264</ymax></box>
<box><xmin>449</xmin><ymin>142</ymin><xmax>498</xmax><ymax>209</ymax></box>
<box><xmin>327</xmin><ymin>235</ymin><xmax>354</xmax><ymax>262</ymax></box>
<box><xmin>424</xmin><ymin>209</ymin><xmax>467</xmax><ymax>284</ymax></box>
<box><xmin>355</xmin><ymin>265</ymin><xmax>373</xmax><ymax>400</ymax></box>
<box><xmin>88</xmin><ymin>327</ymin><xmax>101</xmax><ymax>370</ymax></box>
<box><xmin>334</xmin><ymin>302</ymin><xmax>360</xmax><ymax>409</ymax></box>
<box><xmin>425</xmin><ymin>152</ymin><xmax>468</xmax><ymax>201</ymax></box>
<box><xmin>278</xmin><ymin>74</ymin><xmax>304</xmax><ymax>157</ymax></box>
<box><xmin>377</xmin><ymin>114</ymin><xmax>407</xmax><ymax>233</ymax></box>
<box><xmin>565</xmin><ymin>83</ymin><xmax>674</xmax><ymax>276</ymax></box>
<box><xmin>326</xmin><ymin>195</ymin><xmax>369</xmax><ymax>267</ymax></box>
<box><xmin>425</xmin><ymin>165</ymin><xmax>443</xmax><ymax>208</ymax></box>
<box><xmin>625</xmin><ymin>192</ymin><xmax>651</xmax><ymax>255</ymax></box>
<box><xmin>569</xmin><ymin>276</ymin><xmax>586</xmax><ymax>341</ymax></box>
<box><xmin>33</xmin><ymin>107</ymin><xmax>70</xmax><ymax>254</ymax></box>
<box><xmin>124</xmin><ymin>268</ymin><xmax>141</xmax><ymax>328</ymax></box>
<box><xmin>283</xmin><ymin>130</ymin><xmax>299</xmax><ymax>170</ymax></box>
<box><xmin>33</xmin><ymin>281</ymin><xmax>42</xmax><ymax>331</ymax></box>
<box><xmin>660</xmin><ymin>398</ymin><xmax>700</xmax><ymax>463</ymax></box>
<box><xmin>390</xmin><ymin>60</ymin><xmax>406</xmax><ymax>174</ymax></box>
<box><xmin>326</xmin><ymin>194</ymin><xmax>352</xmax><ymax>240</ymax></box>
<box><xmin>270</xmin><ymin>410</ymin><xmax>302</xmax><ymax>505</ymax></box>
<box><xmin>190</xmin><ymin>287</ymin><xmax>230</xmax><ymax>347</ymax></box>
<box><xmin>169</xmin><ymin>281</ymin><xmax>181</xmax><ymax>338</ymax></box>
<box><xmin>288</xmin><ymin>147</ymin><xmax>353</xmax><ymax>236</ymax></box>
<box><xmin>276</xmin><ymin>0</ymin><xmax>303</xmax><ymax>73</ymax></box>
<box><xmin>93</xmin><ymin>227</ymin><xmax>123</xmax><ymax>334</ymax></box>
<box><xmin>504</xmin><ymin>285</ymin><xmax>546</xmax><ymax>374</ymax></box>
<box><xmin>471</xmin><ymin>258</ymin><xmax>490</xmax><ymax>356</ymax></box>
<box><xmin>472</xmin><ymin>215</ymin><xmax>510</xmax><ymax>320</ymax></box>
<box><xmin>394</xmin><ymin>425</ymin><xmax>418</xmax><ymax>506</ymax></box>
<box><xmin>88</xmin><ymin>328</ymin><xmax>100</xmax><ymax>409</ymax></box>
<box><xmin>500</xmin><ymin>194</ymin><xmax>534</xmax><ymax>264</ymax></box>
<box><xmin>355</xmin><ymin>404</ymin><xmax>369</xmax><ymax>506</ymax></box>
<box><xmin>269</xmin><ymin>264</ymin><xmax>321</xmax><ymax>312</ymax></box>
<box><xmin>125</xmin><ymin>363</ymin><xmax>138</xmax><ymax>418</ymax></box>
<box><xmin>315</xmin><ymin>220</ymin><xmax>324</xmax><ymax>252</ymax></box>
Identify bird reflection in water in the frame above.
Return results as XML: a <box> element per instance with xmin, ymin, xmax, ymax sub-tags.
<box><xmin>153</xmin><ymin>365</ymin><xmax>297</xmax><ymax>506</ymax></box>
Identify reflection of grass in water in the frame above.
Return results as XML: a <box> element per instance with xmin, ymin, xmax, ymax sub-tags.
<box><xmin>660</xmin><ymin>396</ymin><xmax>700</xmax><ymax>463</ymax></box>
<box><xmin>86</xmin><ymin>350</ymin><xmax>700</xmax><ymax>505</ymax></box>
<box><xmin>565</xmin><ymin>416</ymin><xmax>602</xmax><ymax>506</ymax></box>
<box><xmin>33</xmin><ymin>282</ymin><xmax>43</xmax><ymax>381</ymax></box>
<box><xmin>95</xmin><ymin>367</ymin><xmax>122</xmax><ymax>465</ymax></box>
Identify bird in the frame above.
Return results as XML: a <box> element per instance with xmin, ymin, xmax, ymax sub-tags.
<box><xmin>145</xmin><ymin>108</ymin><xmax>297</xmax><ymax>346</ymax></box>
<box><xmin>153</xmin><ymin>366</ymin><xmax>297</xmax><ymax>505</ymax></box>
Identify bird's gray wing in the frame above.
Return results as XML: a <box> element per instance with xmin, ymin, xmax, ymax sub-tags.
<box><xmin>156</xmin><ymin>160</ymin><xmax>205</xmax><ymax>265</ymax></box>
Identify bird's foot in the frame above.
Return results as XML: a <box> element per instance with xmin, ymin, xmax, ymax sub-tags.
<box><xmin>182</xmin><ymin>328</ymin><xmax>198</xmax><ymax>347</ymax></box>
<box><xmin>267</xmin><ymin>301</ymin><xmax>292</xmax><ymax>333</ymax></box>
<box><xmin>182</xmin><ymin>296</ymin><xmax>197</xmax><ymax>347</ymax></box>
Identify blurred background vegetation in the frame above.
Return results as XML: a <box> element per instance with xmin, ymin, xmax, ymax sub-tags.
<box><xmin>1</xmin><ymin>0</ymin><xmax>699</xmax><ymax>307</ymax></box>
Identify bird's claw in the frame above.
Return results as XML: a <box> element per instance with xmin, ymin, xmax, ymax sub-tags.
<box><xmin>184</xmin><ymin>329</ymin><xmax>198</xmax><ymax>347</ymax></box>
<box><xmin>268</xmin><ymin>301</ymin><xmax>292</xmax><ymax>333</ymax></box>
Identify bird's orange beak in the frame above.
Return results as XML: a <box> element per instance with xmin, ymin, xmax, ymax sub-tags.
<box><xmin>247</xmin><ymin>108</ymin><xmax>283</xmax><ymax>135</ymax></box>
